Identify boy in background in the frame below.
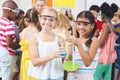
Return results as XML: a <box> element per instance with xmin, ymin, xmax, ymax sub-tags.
<box><xmin>89</xmin><ymin>5</ymin><xmax>103</xmax><ymax>37</ymax></box>
<box><xmin>11</xmin><ymin>9</ymin><xmax>24</xmax><ymax>80</ymax></box>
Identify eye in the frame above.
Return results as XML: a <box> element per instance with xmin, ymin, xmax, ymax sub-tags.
<box><xmin>83</xmin><ymin>22</ymin><xmax>89</xmax><ymax>26</ymax></box>
<box><xmin>49</xmin><ymin>18</ymin><xmax>54</xmax><ymax>22</ymax></box>
<box><xmin>40</xmin><ymin>5</ymin><xmax>44</xmax><ymax>7</ymax></box>
<box><xmin>41</xmin><ymin>17</ymin><xmax>47</xmax><ymax>20</ymax></box>
<box><xmin>76</xmin><ymin>22</ymin><xmax>81</xmax><ymax>25</ymax></box>
<box><xmin>9</xmin><ymin>9</ymin><xmax>12</xmax><ymax>12</ymax></box>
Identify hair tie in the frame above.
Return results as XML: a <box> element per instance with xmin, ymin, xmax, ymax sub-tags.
<box><xmin>94</xmin><ymin>19</ymin><xmax>97</xmax><ymax>23</ymax></box>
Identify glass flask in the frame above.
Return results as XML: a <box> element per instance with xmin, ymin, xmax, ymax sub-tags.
<box><xmin>62</xmin><ymin>42</ymin><xmax>79</xmax><ymax>71</ymax></box>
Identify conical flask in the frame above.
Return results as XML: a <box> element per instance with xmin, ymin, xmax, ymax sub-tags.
<box><xmin>62</xmin><ymin>42</ymin><xmax>79</xmax><ymax>71</ymax></box>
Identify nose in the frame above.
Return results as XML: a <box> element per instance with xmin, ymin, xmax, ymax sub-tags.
<box><xmin>45</xmin><ymin>18</ymin><xmax>51</xmax><ymax>23</ymax></box>
<box><xmin>38</xmin><ymin>6</ymin><xmax>42</xmax><ymax>10</ymax></box>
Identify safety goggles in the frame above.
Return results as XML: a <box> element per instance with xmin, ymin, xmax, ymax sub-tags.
<box><xmin>40</xmin><ymin>15</ymin><xmax>57</xmax><ymax>22</ymax></box>
<box><xmin>2</xmin><ymin>7</ymin><xmax>19</xmax><ymax>15</ymax></box>
<box><xmin>75</xmin><ymin>21</ymin><xmax>92</xmax><ymax>27</ymax></box>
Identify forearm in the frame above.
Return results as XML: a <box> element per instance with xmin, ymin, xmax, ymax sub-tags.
<box><xmin>76</xmin><ymin>40</ymin><xmax>92</xmax><ymax>66</ymax></box>
<box><xmin>31</xmin><ymin>53</ymin><xmax>54</xmax><ymax>66</ymax></box>
<box><xmin>8</xmin><ymin>42</ymin><xmax>21</xmax><ymax>49</ymax></box>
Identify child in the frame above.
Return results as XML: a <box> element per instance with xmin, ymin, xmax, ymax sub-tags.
<box><xmin>112</xmin><ymin>8</ymin><xmax>120</xmax><ymax>80</ymax></box>
<box><xmin>0</xmin><ymin>1</ymin><xmax>20</xmax><ymax>80</ymax></box>
<box><xmin>94</xmin><ymin>2</ymin><xmax>118</xmax><ymax>80</ymax></box>
<box><xmin>19</xmin><ymin>8</ymin><xmax>41</xmax><ymax>80</ymax></box>
<box><xmin>53</xmin><ymin>12</ymin><xmax>70</xmax><ymax>38</ymax></box>
<box><xmin>33</xmin><ymin>0</ymin><xmax>46</xmax><ymax>12</ymax></box>
<box><xmin>66</xmin><ymin>11</ymin><xmax>99</xmax><ymax>80</ymax></box>
<box><xmin>11</xmin><ymin>9</ymin><xmax>24</xmax><ymax>80</ymax></box>
<box><xmin>53</xmin><ymin>12</ymin><xmax>72</xmax><ymax>80</ymax></box>
<box><xmin>59</xmin><ymin>6</ymin><xmax>75</xmax><ymax>36</ymax></box>
<box><xmin>89</xmin><ymin>5</ymin><xmax>103</xmax><ymax>37</ymax></box>
<box><xmin>28</xmin><ymin>8</ymin><xmax>65</xmax><ymax>80</ymax></box>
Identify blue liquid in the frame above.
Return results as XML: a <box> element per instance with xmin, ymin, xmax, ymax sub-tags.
<box><xmin>59</xmin><ymin>52</ymin><xmax>67</xmax><ymax>57</ymax></box>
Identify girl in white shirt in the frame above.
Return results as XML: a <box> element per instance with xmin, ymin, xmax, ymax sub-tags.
<box><xmin>28</xmin><ymin>7</ymin><xmax>65</xmax><ymax>80</ymax></box>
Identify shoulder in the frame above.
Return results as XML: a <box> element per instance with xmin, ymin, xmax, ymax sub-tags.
<box><xmin>20</xmin><ymin>29</ymin><xmax>27</xmax><ymax>40</ymax></box>
<box><xmin>0</xmin><ymin>17</ymin><xmax>10</xmax><ymax>25</ymax></box>
<box><xmin>20</xmin><ymin>27</ymin><xmax>30</xmax><ymax>38</ymax></box>
<box><xmin>29</xmin><ymin>34</ymin><xmax>39</xmax><ymax>45</ymax></box>
<box><xmin>0</xmin><ymin>19</ymin><xmax>13</xmax><ymax>28</ymax></box>
<box><xmin>20</xmin><ymin>31</ymin><xmax>24</xmax><ymax>40</ymax></box>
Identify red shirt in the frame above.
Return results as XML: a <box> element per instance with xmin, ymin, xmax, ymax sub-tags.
<box><xmin>97</xmin><ymin>20</ymin><xmax>103</xmax><ymax>31</ymax></box>
<box><xmin>0</xmin><ymin>17</ymin><xmax>15</xmax><ymax>55</ymax></box>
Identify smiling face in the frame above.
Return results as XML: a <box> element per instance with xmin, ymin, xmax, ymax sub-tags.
<box><xmin>2</xmin><ymin>0</ymin><xmax>19</xmax><ymax>20</ymax></box>
<box><xmin>34</xmin><ymin>0</ymin><xmax>46</xmax><ymax>12</ymax></box>
<box><xmin>40</xmin><ymin>8</ymin><xmax>57</xmax><ymax>31</ymax></box>
<box><xmin>76</xmin><ymin>17</ymin><xmax>94</xmax><ymax>37</ymax></box>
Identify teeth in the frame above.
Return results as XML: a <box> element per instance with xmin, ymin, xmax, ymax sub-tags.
<box><xmin>80</xmin><ymin>30</ymin><xmax>84</xmax><ymax>33</ymax></box>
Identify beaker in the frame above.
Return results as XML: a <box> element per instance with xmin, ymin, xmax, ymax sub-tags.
<box><xmin>62</xmin><ymin>42</ymin><xmax>79</xmax><ymax>71</ymax></box>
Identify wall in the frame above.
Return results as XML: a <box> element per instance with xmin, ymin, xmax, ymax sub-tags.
<box><xmin>0</xmin><ymin>0</ymin><xmax>21</xmax><ymax>16</ymax></box>
<box><xmin>19</xmin><ymin>0</ymin><xmax>32</xmax><ymax>13</ymax></box>
<box><xmin>1</xmin><ymin>0</ymin><xmax>120</xmax><ymax>18</ymax></box>
<box><xmin>54</xmin><ymin>0</ymin><xmax>85</xmax><ymax>18</ymax></box>
<box><xmin>0</xmin><ymin>0</ymin><xmax>32</xmax><ymax>16</ymax></box>
<box><xmin>86</xmin><ymin>0</ymin><xmax>120</xmax><ymax>10</ymax></box>
<box><xmin>0</xmin><ymin>0</ymin><xmax>85</xmax><ymax>18</ymax></box>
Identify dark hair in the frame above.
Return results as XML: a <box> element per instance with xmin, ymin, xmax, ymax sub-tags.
<box><xmin>111</xmin><ymin>3</ymin><xmax>118</xmax><ymax>13</ymax></box>
<box><xmin>19</xmin><ymin>8</ymin><xmax>41</xmax><ymax>32</ymax></box>
<box><xmin>14</xmin><ymin>9</ymin><xmax>24</xmax><ymax>20</ymax></box>
<box><xmin>24</xmin><ymin>8</ymin><xmax>39</xmax><ymax>23</ymax></box>
<box><xmin>19</xmin><ymin>18</ymin><xmax>27</xmax><ymax>33</ymax></box>
<box><xmin>76</xmin><ymin>11</ymin><xmax>97</xmax><ymax>47</ymax></box>
<box><xmin>2</xmin><ymin>0</ymin><xmax>18</xmax><ymax>8</ymax></box>
<box><xmin>89</xmin><ymin>5</ymin><xmax>100</xmax><ymax>13</ymax></box>
<box><xmin>100</xmin><ymin>2</ymin><xmax>118</xmax><ymax>19</ymax></box>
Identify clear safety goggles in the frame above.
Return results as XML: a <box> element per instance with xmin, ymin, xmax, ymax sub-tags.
<box><xmin>2</xmin><ymin>7</ymin><xmax>19</xmax><ymax>15</ymax></box>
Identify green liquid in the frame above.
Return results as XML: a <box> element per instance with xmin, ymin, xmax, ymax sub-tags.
<box><xmin>62</xmin><ymin>61</ymin><xmax>79</xmax><ymax>71</ymax></box>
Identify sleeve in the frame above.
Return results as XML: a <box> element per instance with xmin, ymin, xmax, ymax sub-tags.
<box><xmin>5</xmin><ymin>23</ymin><xmax>15</xmax><ymax>36</ymax></box>
<box><xmin>97</xmin><ymin>20</ymin><xmax>103</xmax><ymax>31</ymax></box>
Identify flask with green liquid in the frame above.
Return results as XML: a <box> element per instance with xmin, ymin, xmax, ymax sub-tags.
<box><xmin>62</xmin><ymin>42</ymin><xmax>79</xmax><ymax>71</ymax></box>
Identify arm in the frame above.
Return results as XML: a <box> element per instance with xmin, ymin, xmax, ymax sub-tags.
<box><xmin>29</xmin><ymin>35</ymin><xmax>65</xmax><ymax>66</ymax></box>
<box><xmin>6</xmin><ymin>24</ymin><xmax>20</xmax><ymax>49</ymax></box>
<box><xmin>99</xmin><ymin>24</ymin><xmax>110</xmax><ymax>47</ymax></box>
<box><xmin>58</xmin><ymin>36</ymin><xmax>65</xmax><ymax>62</ymax></box>
<box><xmin>76</xmin><ymin>38</ymin><xmax>99</xmax><ymax>66</ymax></box>
<box><xmin>6</xmin><ymin>36</ymin><xmax>20</xmax><ymax>49</ymax></box>
<box><xmin>66</xmin><ymin>37</ymin><xmax>99</xmax><ymax>67</ymax></box>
